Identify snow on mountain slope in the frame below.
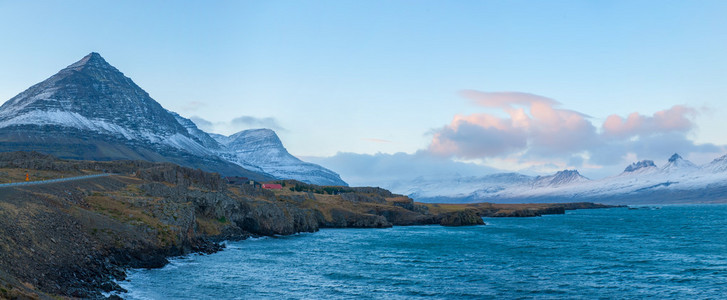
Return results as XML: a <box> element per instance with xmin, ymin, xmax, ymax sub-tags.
<box><xmin>389</xmin><ymin>173</ymin><xmax>531</xmax><ymax>200</ymax></box>
<box><xmin>661</xmin><ymin>153</ymin><xmax>698</xmax><ymax>172</ymax></box>
<box><xmin>622</xmin><ymin>160</ymin><xmax>657</xmax><ymax>175</ymax></box>
<box><xmin>0</xmin><ymin>52</ymin><xmax>346</xmax><ymax>184</ymax></box>
<box><xmin>386</xmin><ymin>169</ymin><xmax>591</xmax><ymax>201</ymax></box>
<box><xmin>706</xmin><ymin>154</ymin><xmax>727</xmax><ymax>173</ymax></box>
<box><xmin>390</xmin><ymin>153</ymin><xmax>727</xmax><ymax>204</ymax></box>
<box><xmin>213</xmin><ymin>129</ymin><xmax>348</xmax><ymax>186</ymax></box>
<box><xmin>167</xmin><ymin>111</ymin><xmax>223</xmax><ymax>151</ymax></box>
<box><xmin>533</xmin><ymin>170</ymin><xmax>589</xmax><ymax>187</ymax></box>
<box><xmin>0</xmin><ymin>52</ymin><xmax>217</xmax><ymax>157</ymax></box>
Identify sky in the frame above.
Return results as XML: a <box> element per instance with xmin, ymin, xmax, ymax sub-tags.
<box><xmin>1</xmin><ymin>1</ymin><xmax>726</xmax><ymax>184</ymax></box>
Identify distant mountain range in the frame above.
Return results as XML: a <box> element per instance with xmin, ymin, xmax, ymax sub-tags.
<box><xmin>0</xmin><ymin>53</ymin><xmax>346</xmax><ymax>186</ymax></box>
<box><xmin>386</xmin><ymin>153</ymin><xmax>727</xmax><ymax>204</ymax></box>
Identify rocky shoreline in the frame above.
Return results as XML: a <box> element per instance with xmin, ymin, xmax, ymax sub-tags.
<box><xmin>0</xmin><ymin>152</ymin><xmax>617</xmax><ymax>299</ymax></box>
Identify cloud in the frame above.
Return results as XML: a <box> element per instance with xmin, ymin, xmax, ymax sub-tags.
<box><xmin>305</xmin><ymin>151</ymin><xmax>501</xmax><ymax>187</ymax></box>
<box><xmin>430</xmin><ymin>120</ymin><xmax>527</xmax><ymax>158</ymax></box>
<box><xmin>189</xmin><ymin>116</ymin><xmax>214</xmax><ymax>132</ymax></box>
<box><xmin>429</xmin><ymin>90</ymin><xmax>597</xmax><ymax>158</ymax></box>
<box><xmin>230</xmin><ymin>116</ymin><xmax>285</xmax><ymax>131</ymax></box>
<box><xmin>588</xmin><ymin>132</ymin><xmax>720</xmax><ymax>166</ymax></box>
<box><xmin>460</xmin><ymin>90</ymin><xmax>558</xmax><ymax>108</ymax></box>
<box><xmin>307</xmin><ymin>92</ymin><xmax>724</xmax><ymax>189</ymax></box>
<box><xmin>189</xmin><ymin>115</ymin><xmax>285</xmax><ymax>136</ymax></box>
<box><xmin>602</xmin><ymin>105</ymin><xmax>696</xmax><ymax>138</ymax></box>
<box><xmin>427</xmin><ymin>90</ymin><xmax>720</xmax><ymax>172</ymax></box>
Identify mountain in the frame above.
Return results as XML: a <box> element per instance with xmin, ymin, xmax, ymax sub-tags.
<box><xmin>1</xmin><ymin>53</ymin><xmax>192</xmax><ymax>144</ymax></box>
<box><xmin>533</xmin><ymin>170</ymin><xmax>589</xmax><ymax>187</ymax></box>
<box><xmin>397</xmin><ymin>170</ymin><xmax>589</xmax><ymax>203</ymax></box>
<box><xmin>0</xmin><ymin>53</ymin><xmax>346</xmax><ymax>185</ymax></box>
<box><xmin>381</xmin><ymin>153</ymin><xmax>727</xmax><ymax>204</ymax></box>
<box><xmin>661</xmin><ymin>153</ymin><xmax>697</xmax><ymax>172</ymax></box>
<box><xmin>213</xmin><ymin>129</ymin><xmax>347</xmax><ymax>186</ymax></box>
<box><xmin>391</xmin><ymin>173</ymin><xmax>531</xmax><ymax>201</ymax></box>
<box><xmin>706</xmin><ymin>154</ymin><xmax>727</xmax><ymax>173</ymax></box>
<box><xmin>622</xmin><ymin>160</ymin><xmax>657</xmax><ymax>174</ymax></box>
<box><xmin>167</xmin><ymin>110</ymin><xmax>224</xmax><ymax>151</ymax></box>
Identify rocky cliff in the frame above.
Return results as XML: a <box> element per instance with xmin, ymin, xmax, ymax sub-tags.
<box><xmin>0</xmin><ymin>152</ymin><xmax>612</xmax><ymax>298</ymax></box>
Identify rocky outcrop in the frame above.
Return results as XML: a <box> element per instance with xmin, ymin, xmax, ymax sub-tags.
<box><xmin>321</xmin><ymin>208</ymin><xmax>390</xmax><ymax>228</ymax></box>
<box><xmin>439</xmin><ymin>209</ymin><xmax>485</xmax><ymax>226</ymax></box>
<box><xmin>138</xmin><ymin>176</ymin><xmax>319</xmax><ymax>238</ymax></box>
<box><xmin>488</xmin><ymin>207</ymin><xmax>565</xmax><ymax>217</ymax></box>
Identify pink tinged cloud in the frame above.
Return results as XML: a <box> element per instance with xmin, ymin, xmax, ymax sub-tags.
<box><xmin>429</xmin><ymin>119</ymin><xmax>528</xmax><ymax>158</ymax></box>
<box><xmin>429</xmin><ymin>90</ymin><xmax>596</xmax><ymax>158</ymax></box>
<box><xmin>602</xmin><ymin>105</ymin><xmax>696</xmax><ymax>138</ymax></box>
<box><xmin>428</xmin><ymin>90</ymin><xmax>714</xmax><ymax>170</ymax></box>
<box><xmin>459</xmin><ymin>90</ymin><xmax>558</xmax><ymax>108</ymax></box>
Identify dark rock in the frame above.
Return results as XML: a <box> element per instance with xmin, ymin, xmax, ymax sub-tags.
<box><xmin>439</xmin><ymin>209</ymin><xmax>485</xmax><ymax>226</ymax></box>
<box><xmin>326</xmin><ymin>209</ymin><xmax>392</xmax><ymax>228</ymax></box>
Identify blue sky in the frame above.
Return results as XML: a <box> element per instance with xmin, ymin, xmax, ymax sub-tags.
<box><xmin>1</xmin><ymin>1</ymin><xmax>726</xmax><ymax>183</ymax></box>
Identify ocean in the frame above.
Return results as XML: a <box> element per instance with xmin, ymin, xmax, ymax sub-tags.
<box><xmin>119</xmin><ymin>205</ymin><xmax>727</xmax><ymax>299</ymax></box>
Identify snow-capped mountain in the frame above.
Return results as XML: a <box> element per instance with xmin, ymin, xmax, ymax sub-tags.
<box><xmin>168</xmin><ymin>110</ymin><xmax>224</xmax><ymax>151</ymax></box>
<box><xmin>384</xmin><ymin>153</ymin><xmax>727</xmax><ymax>204</ymax></box>
<box><xmin>706</xmin><ymin>154</ymin><xmax>727</xmax><ymax>173</ymax></box>
<box><xmin>661</xmin><ymin>153</ymin><xmax>698</xmax><ymax>172</ymax></box>
<box><xmin>0</xmin><ymin>52</ymin><xmax>347</xmax><ymax>185</ymax></box>
<box><xmin>533</xmin><ymin>170</ymin><xmax>589</xmax><ymax>187</ymax></box>
<box><xmin>392</xmin><ymin>173</ymin><xmax>531</xmax><ymax>201</ymax></box>
<box><xmin>0</xmin><ymin>53</ymin><xmax>198</xmax><ymax>146</ymax></box>
<box><xmin>398</xmin><ymin>171</ymin><xmax>590</xmax><ymax>202</ymax></box>
<box><xmin>622</xmin><ymin>160</ymin><xmax>657</xmax><ymax>174</ymax></box>
<box><xmin>212</xmin><ymin>129</ymin><xmax>347</xmax><ymax>186</ymax></box>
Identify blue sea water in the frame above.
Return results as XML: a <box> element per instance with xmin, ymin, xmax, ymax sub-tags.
<box><xmin>120</xmin><ymin>205</ymin><xmax>727</xmax><ymax>299</ymax></box>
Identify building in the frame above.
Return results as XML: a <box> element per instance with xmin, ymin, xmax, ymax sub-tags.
<box><xmin>262</xmin><ymin>183</ymin><xmax>283</xmax><ymax>190</ymax></box>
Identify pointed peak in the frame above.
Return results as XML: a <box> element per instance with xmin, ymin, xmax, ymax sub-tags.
<box><xmin>534</xmin><ymin>169</ymin><xmax>588</xmax><ymax>187</ymax></box>
<box><xmin>662</xmin><ymin>153</ymin><xmax>697</xmax><ymax>171</ymax></box>
<box><xmin>86</xmin><ymin>52</ymin><xmax>102</xmax><ymax>58</ymax></box>
<box><xmin>64</xmin><ymin>52</ymin><xmax>112</xmax><ymax>71</ymax></box>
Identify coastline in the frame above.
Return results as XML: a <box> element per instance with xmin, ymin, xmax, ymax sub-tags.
<box><xmin>0</xmin><ymin>152</ymin><xmax>617</xmax><ymax>299</ymax></box>
<box><xmin>114</xmin><ymin>205</ymin><xmax>727</xmax><ymax>299</ymax></box>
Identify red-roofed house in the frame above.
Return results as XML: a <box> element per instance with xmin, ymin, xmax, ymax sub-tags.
<box><xmin>262</xmin><ymin>183</ymin><xmax>283</xmax><ymax>190</ymax></box>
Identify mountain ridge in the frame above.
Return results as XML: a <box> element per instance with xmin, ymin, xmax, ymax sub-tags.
<box><xmin>385</xmin><ymin>152</ymin><xmax>727</xmax><ymax>204</ymax></box>
<box><xmin>0</xmin><ymin>52</ymin><xmax>346</xmax><ymax>185</ymax></box>
<box><xmin>213</xmin><ymin>129</ymin><xmax>348</xmax><ymax>186</ymax></box>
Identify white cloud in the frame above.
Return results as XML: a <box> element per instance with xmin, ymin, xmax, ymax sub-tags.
<box><xmin>305</xmin><ymin>151</ymin><xmax>501</xmax><ymax>187</ymax></box>
<box><xmin>428</xmin><ymin>90</ymin><xmax>721</xmax><ymax>171</ymax></box>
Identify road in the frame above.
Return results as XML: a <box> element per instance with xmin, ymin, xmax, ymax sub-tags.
<box><xmin>0</xmin><ymin>173</ymin><xmax>114</xmax><ymax>188</ymax></box>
